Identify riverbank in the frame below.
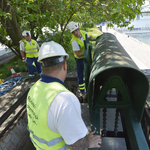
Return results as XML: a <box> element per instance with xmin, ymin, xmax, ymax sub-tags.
<box><xmin>102</xmin><ymin>26</ymin><xmax>150</xmax><ymax>71</ymax></box>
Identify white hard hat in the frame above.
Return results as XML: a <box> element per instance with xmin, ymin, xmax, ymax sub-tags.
<box><xmin>38</xmin><ymin>41</ymin><xmax>69</xmax><ymax>63</ymax></box>
<box><xmin>22</xmin><ymin>30</ymin><xmax>31</xmax><ymax>36</ymax></box>
<box><xmin>68</xmin><ymin>21</ymin><xmax>79</xmax><ymax>33</ymax></box>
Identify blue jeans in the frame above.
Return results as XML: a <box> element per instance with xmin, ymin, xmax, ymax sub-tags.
<box><xmin>75</xmin><ymin>58</ymin><xmax>85</xmax><ymax>93</ymax></box>
<box><xmin>26</xmin><ymin>57</ymin><xmax>42</xmax><ymax>75</ymax></box>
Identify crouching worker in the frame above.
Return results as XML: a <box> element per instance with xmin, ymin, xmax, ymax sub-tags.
<box><xmin>26</xmin><ymin>41</ymin><xmax>102</xmax><ymax>150</ymax></box>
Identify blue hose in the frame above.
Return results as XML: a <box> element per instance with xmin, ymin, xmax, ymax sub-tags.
<box><xmin>0</xmin><ymin>77</ymin><xmax>22</xmax><ymax>96</ymax></box>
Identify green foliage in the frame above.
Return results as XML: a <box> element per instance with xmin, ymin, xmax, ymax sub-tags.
<box><xmin>0</xmin><ymin>0</ymin><xmax>144</xmax><ymax>50</ymax></box>
<box><xmin>37</xmin><ymin>32</ymin><xmax>53</xmax><ymax>46</ymax></box>
<box><xmin>0</xmin><ymin>0</ymin><xmax>145</xmax><ymax>76</ymax></box>
<box><xmin>0</xmin><ymin>56</ymin><xmax>27</xmax><ymax>80</ymax></box>
<box><xmin>82</xmin><ymin>23</ymin><xmax>95</xmax><ymax>29</ymax></box>
<box><xmin>60</xmin><ymin>31</ymin><xmax>76</xmax><ymax>71</ymax></box>
<box><xmin>38</xmin><ymin>30</ymin><xmax>76</xmax><ymax>72</ymax></box>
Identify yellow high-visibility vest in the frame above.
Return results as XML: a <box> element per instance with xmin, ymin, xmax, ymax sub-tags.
<box><xmin>22</xmin><ymin>39</ymin><xmax>38</xmax><ymax>58</ymax></box>
<box><xmin>70</xmin><ymin>30</ymin><xmax>86</xmax><ymax>59</ymax></box>
<box><xmin>27</xmin><ymin>80</ymin><xmax>70</xmax><ymax>150</ymax></box>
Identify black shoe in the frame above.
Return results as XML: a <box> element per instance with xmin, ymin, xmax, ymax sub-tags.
<box><xmin>81</xmin><ymin>91</ymin><xmax>86</xmax><ymax>96</ymax></box>
<box><xmin>81</xmin><ymin>91</ymin><xmax>87</xmax><ymax>103</ymax></box>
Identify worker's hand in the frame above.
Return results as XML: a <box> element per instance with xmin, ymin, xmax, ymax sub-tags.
<box><xmin>91</xmin><ymin>37</ymin><xmax>96</xmax><ymax>41</ymax></box>
<box><xmin>22</xmin><ymin>56</ymin><xmax>26</xmax><ymax>63</ymax></box>
<box><xmin>92</xmin><ymin>36</ymin><xmax>101</xmax><ymax>41</ymax></box>
<box><xmin>87</xmin><ymin>130</ymin><xmax>102</xmax><ymax>148</ymax></box>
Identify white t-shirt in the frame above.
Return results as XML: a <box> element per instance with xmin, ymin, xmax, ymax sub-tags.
<box><xmin>20</xmin><ymin>40</ymin><xmax>39</xmax><ymax>51</ymax></box>
<box><xmin>71</xmin><ymin>31</ymin><xmax>89</xmax><ymax>51</ymax></box>
<box><xmin>47</xmin><ymin>91</ymin><xmax>88</xmax><ymax>145</ymax></box>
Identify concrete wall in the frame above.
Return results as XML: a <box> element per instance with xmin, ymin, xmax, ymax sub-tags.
<box><xmin>0</xmin><ymin>110</ymin><xmax>35</xmax><ymax>150</ymax></box>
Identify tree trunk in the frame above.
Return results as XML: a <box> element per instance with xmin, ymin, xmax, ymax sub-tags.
<box><xmin>0</xmin><ymin>0</ymin><xmax>23</xmax><ymax>58</ymax></box>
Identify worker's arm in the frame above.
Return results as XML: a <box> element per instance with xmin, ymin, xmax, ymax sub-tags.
<box><xmin>20</xmin><ymin>50</ymin><xmax>26</xmax><ymax>57</ymax></box>
<box><xmin>20</xmin><ymin>42</ymin><xmax>26</xmax><ymax>57</ymax></box>
<box><xmin>74</xmin><ymin>50</ymin><xmax>84</xmax><ymax>57</ymax></box>
<box><xmin>20</xmin><ymin>42</ymin><xmax>26</xmax><ymax>62</ymax></box>
<box><xmin>68</xmin><ymin>136</ymin><xmax>89</xmax><ymax>150</ymax></box>
<box><xmin>68</xmin><ymin>130</ymin><xmax>102</xmax><ymax>150</ymax></box>
<box><xmin>20</xmin><ymin>50</ymin><xmax>26</xmax><ymax>62</ymax></box>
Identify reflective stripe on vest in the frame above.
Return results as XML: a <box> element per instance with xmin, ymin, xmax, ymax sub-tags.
<box><xmin>31</xmin><ymin>138</ymin><xmax>68</xmax><ymax>150</ymax></box>
<box><xmin>30</xmin><ymin>138</ymin><xmax>45</xmax><ymax>150</ymax></box>
<box><xmin>70</xmin><ymin>30</ymin><xmax>87</xmax><ymax>59</ymax></box>
<box><xmin>27</xmin><ymin>81</ymin><xmax>70</xmax><ymax>150</ymax></box>
<box><xmin>29</xmin><ymin>129</ymin><xmax>69</xmax><ymax>150</ymax></box>
<box><xmin>26</xmin><ymin>48</ymin><xmax>37</xmax><ymax>54</ymax></box>
<box><xmin>23</xmin><ymin>39</ymin><xmax>38</xmax><ymax>58</ymax></box>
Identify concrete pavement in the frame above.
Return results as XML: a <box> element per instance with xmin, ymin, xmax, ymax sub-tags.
<box><xmin>0</xmin><ymin>44</ymin><xmax>15</xmax><ymax>65</ymax></box>
<box><xmin>0</xmin><ymin>52</ymin><xmax>15</xmax><ymax>65</ymax></box>
<box><xmin>102</xmin><ymin>26</ymin><xmax>150</xmax><ymax>70</ymax></box>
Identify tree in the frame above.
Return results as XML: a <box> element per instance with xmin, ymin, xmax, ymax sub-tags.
<box><xmin>0</xmin><ymin>0</ymin><xmax>22</xmax><ymax>58</ymax></box>
<box><xmin>0</xmin><ymin>0</ymin><xmax>144</xmax><ymax>58</ymax></box>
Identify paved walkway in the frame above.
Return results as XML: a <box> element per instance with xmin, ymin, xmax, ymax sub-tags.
<box><xmin>102</xmin><ymin>26</ymin><xmax>150</xmax><ymax>70</ymax></box>
<box><xmin>0</xmin><ymin>52</ymin><xmax>15</xmax><ymax>65</ymax></box>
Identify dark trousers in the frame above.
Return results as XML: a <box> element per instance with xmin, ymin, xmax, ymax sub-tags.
<box><xmin>75</xmin><ymin>58</ymin><xmax>85</xmax><ymax>93</ymax></box>
<box><xmin>26</xmin><ymin>57</ymin><xmax>42</xmax><ymax>75</ymax></box>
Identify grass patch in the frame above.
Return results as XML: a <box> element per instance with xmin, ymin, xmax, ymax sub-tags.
<box><xmin>0</xmin><ymin>56</ymin><xmax>27</xmax><ymax>80</ymax></box>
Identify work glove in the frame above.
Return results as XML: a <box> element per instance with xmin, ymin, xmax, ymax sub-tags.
<box><xmin>22</xmin><ymin>56</ymin><xmax>26</xmax><ymax>63</ymax></box>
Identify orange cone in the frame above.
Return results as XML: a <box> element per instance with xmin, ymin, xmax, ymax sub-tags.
<box><xmin>10</xmin><ymin>66</ymin><xmax>20</xmax><ymax>78</ymax></box>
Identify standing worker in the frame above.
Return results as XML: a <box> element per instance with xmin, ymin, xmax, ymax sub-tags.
<box><xmin>26</xmin><ymin>41</ymin><xmax>102</xmax><ymax>150</ymax></box>
<box><xmin>20</xmin><ymin>30</ymin><xmax>42</xmax><ymax>78</ymax></box>
<box><xmin>68</xmin><ymin>21</ymin><xmax>97</xmax><ymax>96</ymax></box>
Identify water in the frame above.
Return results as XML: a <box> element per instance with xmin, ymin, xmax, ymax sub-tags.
<box><xmin>120</xmin><ymin>16</ymin><xmax>150</xmax><ymax>45</ymax></box>
<box><xmin>127</xmin><ymin>32</ymin><xmax>150</xmax><ymax>45</ymax></box>
<box><xmin>128</xmin><ymin>16</ymin><xmax>150</xmax><ymax>28</ymax></box>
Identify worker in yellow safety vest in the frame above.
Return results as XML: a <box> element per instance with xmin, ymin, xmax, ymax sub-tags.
<box><xmin>68</xmin><ymin>21</ymin><xmax>102</xmax><ymax>97</ymax></box>
<box><xmin>20</xmin><ymin>30</ymin><xmax>42</xmax><ymax>78</ymax></box>
<box><xmin>26</xmin><ymin>41</ymin><xmax>102</xmax><ymax>150</ymax></box>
